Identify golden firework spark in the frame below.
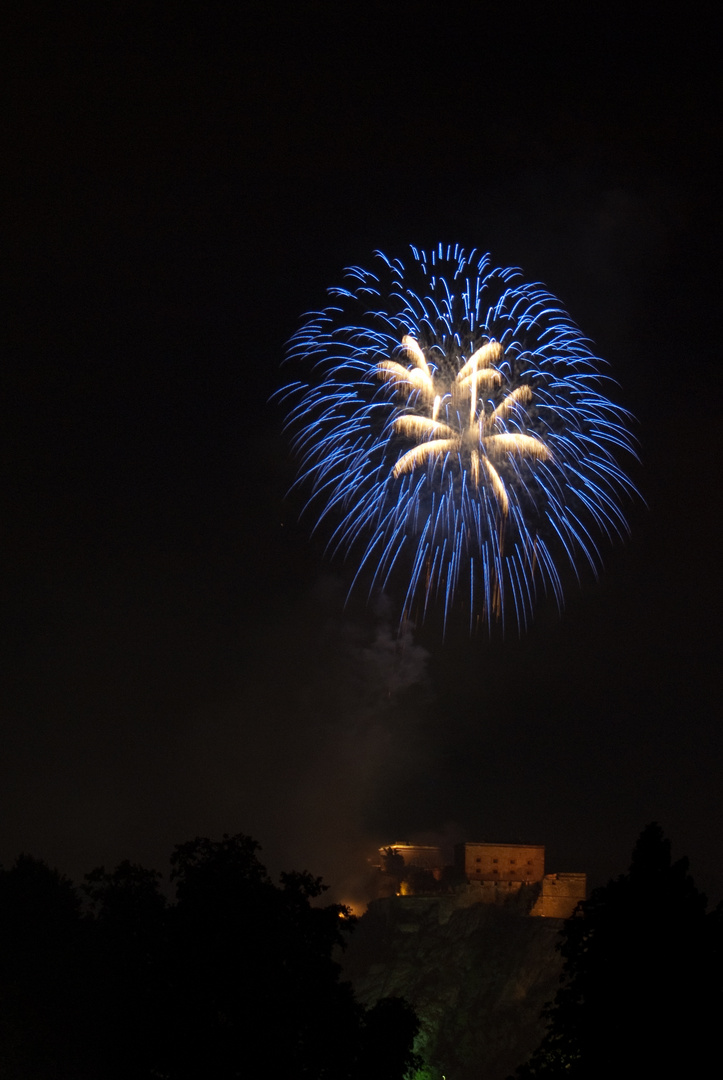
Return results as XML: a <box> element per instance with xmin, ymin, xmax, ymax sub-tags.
<box><xmin>378</xmin><ymin>336</ymin><xmax>552</xmax><ymax>516</ymax></box>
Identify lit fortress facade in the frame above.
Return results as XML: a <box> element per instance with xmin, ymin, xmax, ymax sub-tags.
<box><xmin>379</xmin><ymin>840</ymin><xmax>586</xmax><ymax>919</ymax></box>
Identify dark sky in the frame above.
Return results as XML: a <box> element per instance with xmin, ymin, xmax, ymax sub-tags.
<box><xmin>2</xmin><ymin>3</ymin><xmax>721</xmax><ymax>905</ymax></box>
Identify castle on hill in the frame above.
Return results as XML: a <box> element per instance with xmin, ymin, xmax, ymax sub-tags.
<box><xmin>378</xmin><ymin>840</ymin><xmax>586</xmax><ymax>919</ymax></box>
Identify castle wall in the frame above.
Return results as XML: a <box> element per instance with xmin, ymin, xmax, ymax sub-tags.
<box><xmin>530</xmin><ymin>873</ymin><xmax>587</xmax><ymax>918</ymax></box>
<box><xmin>377</xmin><ymin>840</ymin><xmax>585</xmax><ymax>917</ymax></box>
<box><xmin>456</xmin><ymin>842</ymin><xmax>545</xmax><ymax>883</ymax></box>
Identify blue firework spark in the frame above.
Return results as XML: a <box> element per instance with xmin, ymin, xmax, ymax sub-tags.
<box><xmin>280</xmin><ymin>244</ymin><xmax>636</xmax><ymax>632</ymax></box>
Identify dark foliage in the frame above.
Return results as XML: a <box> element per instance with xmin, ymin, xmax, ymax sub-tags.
<box><xmin>83</xmin><ymin>862</ymin><xmax>170</xmax><ymax>1078</ymax></box>
<box><xmin>0</xmin><ymin>856</ymin><xmax>88</xmax><ymax>1078</ymax></box>
<box><xmin>515</xmin><ymin>823</ymin><xmax>722</xmax><ymax>1079</ymax></box>
<box><xmin>379</xmin><ymin>848</ymin><xmax>448</xmax><ymax>897</ymax></box>
<box><xmin>0</xmin><ymin>836</ymin><xmax>420</xmax><ymax>1080</ymax></box>
<box><xmin>360</xmin><ymin>997</ymin><xmax>422</xmax><ymax>1080</ymax></box>
<box><xmin>380</xmin><ymin>846</ymin><xmax>406</xmax><ymax>893</ymax></box>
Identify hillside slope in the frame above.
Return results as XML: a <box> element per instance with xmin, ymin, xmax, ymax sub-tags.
<box><xmin>342</xmin><ymin>890</ymin><xmax>563</xmax><ymax>1079</ymax></box>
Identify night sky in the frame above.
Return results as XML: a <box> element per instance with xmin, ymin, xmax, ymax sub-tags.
<box><xmin>3</xmin><ymin>4</ymin><xmax>721</xmax><ymax>906</ymax></box>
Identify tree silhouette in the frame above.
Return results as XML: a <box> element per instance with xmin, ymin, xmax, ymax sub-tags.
<box><xmin>0</xmin><ymin>855</ymin><xmax>88</xmax><ymax>1078</ymax></box>
<box><xmin>83</xmin><ymin>862</ymin><xmax>170</xmax><ymax>1078</ymax></box>
<box><xmin>0</xmin><ymin>837</ymin><xmax>420</xmax><ymax>1080</ymax></box>
<box><xmin>166</xmin><ymin>834</ymin><xmax>420</xmax><ymax>1078</ymax></box>
<box><xmin>515</xmin><ymin>823</ymin><xmax>720</xmax><ymax>1078</ymax></box>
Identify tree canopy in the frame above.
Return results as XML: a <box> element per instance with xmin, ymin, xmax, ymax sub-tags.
<box><xmin>0</xmin><ymin>836</ymin><xmax>420</xmax><ymax>1080</ymax></box>
<box><xmin>516</xmin><ymin>823</ymin><xmax>721</xmax><ymax>1078</ymax></box>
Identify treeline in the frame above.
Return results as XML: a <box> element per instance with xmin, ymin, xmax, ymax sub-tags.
<box><xmin>0</xmin><ymin>834</ymin><xmax>419</xmax><ymax>1080</ymax></box>
<box><xmin>515</xmin><ymin>823</ymin><xmax>723</xmax><ymax>1079</ymax></box>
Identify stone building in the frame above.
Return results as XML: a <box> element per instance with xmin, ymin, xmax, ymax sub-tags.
<box><xmin>378</xmin><ymin>838</ymin><xmax>586</xmax><ymax>918</ymax></box>
<box><xmin>379</xmin><ymin>843</ymin><xmax>444</xmax><ymax>876</ymax></box>
<box><xmin>455</xmin><ymin>841</ymin><xmax>545</xmax><ymax>884</ymax></box>
<box><xmin>454</xmin><ymin>841</ymin><xmax>585</xmax><ymax>918</ymax></box>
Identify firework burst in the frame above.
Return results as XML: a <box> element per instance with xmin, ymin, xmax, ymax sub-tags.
<box><xmin>280</xmin><ymin>244</ymin><xmax>636</xmax><ymax>632</ymax></box>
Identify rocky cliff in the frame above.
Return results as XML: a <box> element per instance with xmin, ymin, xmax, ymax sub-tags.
<box><xmin>342</xmin><ymin>888</ymin><xmax>563</xmax><ymax>1079</ymax></box>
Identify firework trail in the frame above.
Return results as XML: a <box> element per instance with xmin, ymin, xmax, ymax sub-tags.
<box><xmin>280</xmin><ymin>244</ymin><xmax>636</xmax><ymax>632</ymax></box>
